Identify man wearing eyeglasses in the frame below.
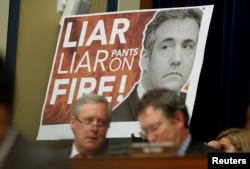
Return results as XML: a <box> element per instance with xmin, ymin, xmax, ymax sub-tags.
<box><xmin>137</xmin><ymin>88</ymin><xmax>221</xmax><ymax>155</ymax></box>
<box><xmin>67</xmin><ymin>93</ymin><xmax>111</xmax><ymax>158</ymax></box>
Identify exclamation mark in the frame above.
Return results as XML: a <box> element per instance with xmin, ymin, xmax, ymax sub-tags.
<box><xmin>117</xmin><ymin>75</ymin><xmax>127</xmax><ymax>102</ymax></box>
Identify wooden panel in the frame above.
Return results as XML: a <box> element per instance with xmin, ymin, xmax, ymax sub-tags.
<box><xmin>140</xmin><ymin>0</ymin><xmax>152</xmax><ymax>9</ymax></box>
<box><xmin>67</xmin><ymin>155</ymin><xmax>208</xmax><ymax>169</ymax></box>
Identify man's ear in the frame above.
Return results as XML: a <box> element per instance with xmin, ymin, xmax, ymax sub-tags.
<box><xmin>69</xmin><ymin>115</ymin><xmax>76</xmax><ymax>130</ymax></box>
<box><xmin>141</xmin><ymin>50</ymin><xmax>150</xmax><ymax>70</ymax></box>
<box><xmin>174</xmin><ymin>110</ymin><xmax>185</xmax><ymax>129</ymax></box>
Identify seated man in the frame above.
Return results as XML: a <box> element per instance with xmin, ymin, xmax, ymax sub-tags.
<box><xmin>63</xmin><ymin>93</ymin><xmax>111</xmax><ymax>158</ymax></box>
<box><xmin>136</xmin><ymin>88</ymin><xmax>222</xmax><ymax>155</ymax></box>
<box><xmin>0</xmin><ymin>56</ymin><xmax>69</xmax><ymax>169</ymax></box>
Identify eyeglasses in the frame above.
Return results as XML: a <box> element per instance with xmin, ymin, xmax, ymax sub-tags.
<box><xmin>139</xmin><ymin>122</ymin><xmax>162</xmax><ymax>139</ymax></box>
<box><xmin>75</xmin><ymin>116</ymin><xmax>109</xmax><ymax>128</ymax></box>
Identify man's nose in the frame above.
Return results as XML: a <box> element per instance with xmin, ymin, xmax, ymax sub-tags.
<box><xmin>89</xmin><ymin>120</ymin><xmax>98</xmax><ymax>131</ymax></box>
<box><xmin>171</xmin><ymin>47</ymin><xmax>182</xmax><ymax>65</ymax></box>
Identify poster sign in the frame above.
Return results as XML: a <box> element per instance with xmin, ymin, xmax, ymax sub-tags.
<box><xmin>37</xmin><ymin>5</ymin><xmax>214</xmax><ymax>140</ymax></box>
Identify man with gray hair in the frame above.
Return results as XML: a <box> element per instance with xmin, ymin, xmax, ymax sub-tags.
<box><xmin>111</xmin><ymin>8</ymin><xmax>203</xmax><ymax>122</ymax></box>
<box><xmin>65</xmin><ymin>93</ymin><xmax>111</xmax><ymax>158</ymax></box>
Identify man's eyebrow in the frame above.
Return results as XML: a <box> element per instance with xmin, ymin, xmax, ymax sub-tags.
<box><xmin>161</xmin><ymin>38</ymin><xmax>174</xmax><ymax>43</ymax></box>
<box><xmin>158</xmin><ymin>38</ymin><xmax>175</xmax><ymax>46</ymax></box>
<box><xmin>182</xmin><ymin>39</ymin><xmax>196</xmax><ymax>44</ymax></box>
<box><xmin>159</xmin><ymin>38</ymin><xmax>196</xmax><ymax>46</ymax></box>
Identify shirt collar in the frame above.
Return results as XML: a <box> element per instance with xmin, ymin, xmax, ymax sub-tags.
<box><xmin>137</xmin><ymin>82</ymin><xmax>145</xmax><ymax>99</ymax></box>
<box><xmin>69</xmin><ymin>143</ymin><xmax>79</xmax><ymax>158</ymax></box>
<box><xmin>176</xmin><ymin>133</ymin><xmax>191</xmax><ymax>156</ymax></box>
<box><xmin>69</xmin><ymin>143</ymin><xmax>94</xmax><ymax>158</ymax></box>
<box><xmin>137</xmin><ymin>81</ymin><xmax>186</xmax><ymax>99</ymax></box>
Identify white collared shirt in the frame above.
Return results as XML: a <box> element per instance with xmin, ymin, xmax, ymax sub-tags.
<box><xmin>69</xmin><ymin>143</ymin><xmax>79</xmax><ymax>158</ymax></box>
<box><xmin>69</xmin><ymin>143</ymin><xmax>93</xmax><ymax>158</ymax></box>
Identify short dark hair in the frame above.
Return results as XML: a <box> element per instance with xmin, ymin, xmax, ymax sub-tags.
<box><xmin>143</xmin><ymin>8</ymin><xmax>203</xmax><ymax>58</ymax></box>
<box><xmin>137</xmin><ymin>88</ymin><xmax>189</xmax><ymax>128</ymax></box>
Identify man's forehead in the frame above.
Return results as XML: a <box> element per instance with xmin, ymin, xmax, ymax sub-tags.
<box><xmin>155</xmin><ymin>19</ymin><xmax>199</xmax><ymax>39</ymax></box>
<box><xmin>78</xmin><ymin>103</ymin><xmax>108</xmax><ymax>115</ymax></box>
<box><xmin>140</xmin><ymin>105</ymin><xmax>166</xmax><ymax>116</ymax></box>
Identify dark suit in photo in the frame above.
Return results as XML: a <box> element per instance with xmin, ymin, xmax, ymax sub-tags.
<box><xmin>111</xmin><ymin>85</ymin><xmax>187</xmax><ymax>122</ymax></box>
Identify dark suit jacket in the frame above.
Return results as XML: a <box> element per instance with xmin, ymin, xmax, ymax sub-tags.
<box><xmin>186</xmin><ymin>137</ymin><xmax>223</xmax><ymax>154</ymax></box>
<box><xmin>58</xmin><ymin>139</ymin><xmax>109</xmax><ymax>158</ymax></box>
<box><xmin>111</xmin><ymin>85</ymin><xmax>187</xmax><ymax>122</ymax></box>
<box><xmin>2</xmin><ymin>134</ymin><xmax>69</xmax><ymax>169</ymax></box>
<box><xmin>58</xmin><ymin>147</ymin><xmax>108</xmax><ymax>158</ymax></box>
<box><xmin>111</xmin><ymin>85</ymin><xmax>139</xmax><ymax>122</ymax></box>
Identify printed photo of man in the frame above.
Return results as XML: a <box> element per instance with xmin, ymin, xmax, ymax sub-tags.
<box><xmin>111</xmin><ymin>8</ymin><xmax>203</xmax><ymax>122</ymax></box>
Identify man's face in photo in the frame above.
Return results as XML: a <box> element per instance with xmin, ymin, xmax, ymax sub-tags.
<box><xmin>142</xmin><ymin>18</ymin><xmax>200</xmax><ymax>91</ymax></box>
